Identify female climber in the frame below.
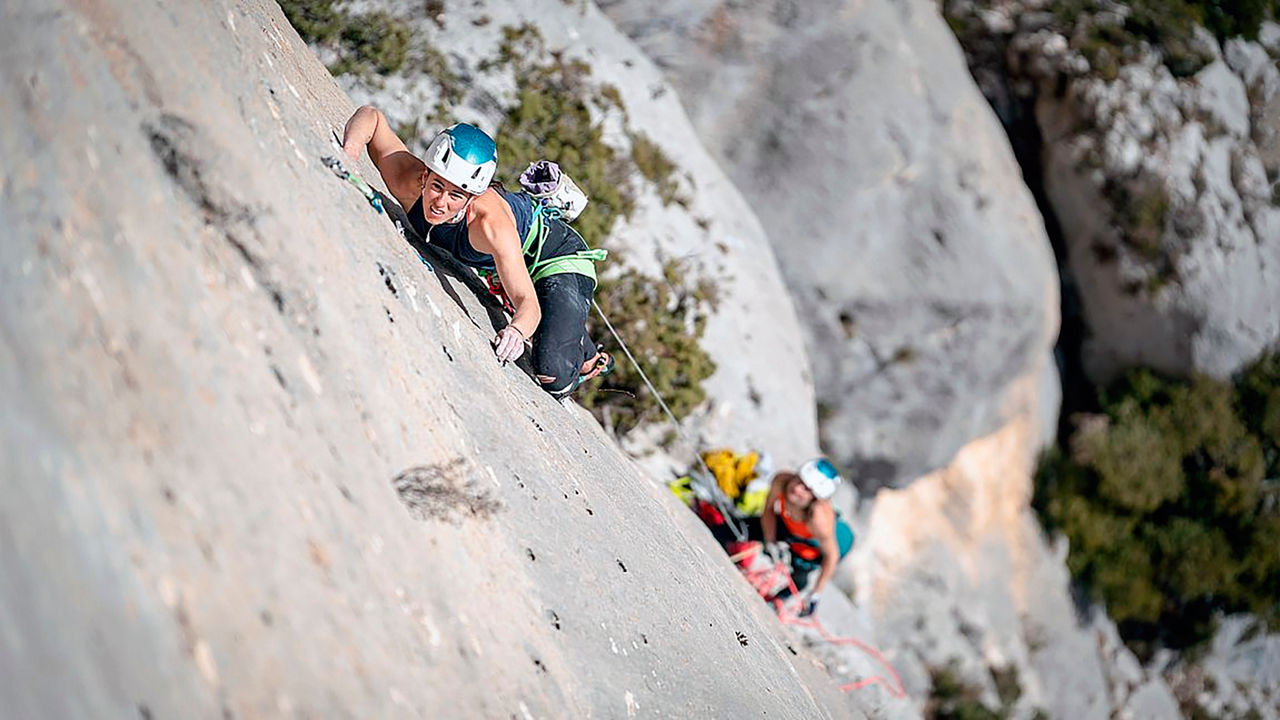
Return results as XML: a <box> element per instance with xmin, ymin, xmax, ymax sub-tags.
<box><xmin>341</xmin><ymin>106</ymin><xmax>612</xmax><ymax>397</ymax></box>
<box><xmin>760</xmin><ymin>458</ymin><xmax>856</xmax><ymax>617</ymax></box>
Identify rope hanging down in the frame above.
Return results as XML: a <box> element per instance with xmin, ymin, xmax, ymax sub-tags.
<box><xmin>590</xmin><ymin>299</ymin><xmax>747</xmax><ymax>542</ymax></box>
<box><xmin>737</xmin><ymin>542</ymin><xmax>907</xmax><ymax>698</ymax></box>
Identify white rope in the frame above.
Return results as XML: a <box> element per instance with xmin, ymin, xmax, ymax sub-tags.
<box><xmin>591</xmin><ymin>299</ymin><xmax>747</xmax><ymax>542</ymax></box>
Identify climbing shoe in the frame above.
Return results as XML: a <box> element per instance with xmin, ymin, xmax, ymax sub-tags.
<box><xmin>578</xmin><ymin>348</ymin><xmax>615</xmax><ymax>384</ymax></box>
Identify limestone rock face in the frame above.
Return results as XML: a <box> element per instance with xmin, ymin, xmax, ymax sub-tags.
<box><xmin>0</xmin><ymin>0</ymin><xmax>852</xmax><ymax>715</ymax></box>
<box><xmin>337</xmin><ymin>0</ymin><xmax>822</xmax><ymax>473</ymax></box>
<box><xmin>951</xmin><ymin>1</ymin><xmax>1280</xmax><ymax>380</ymax></box>
<box><xmin>844</xmin><ymin>366</ymin><xmax>1175</xmax><ymax>720</ymax></box>
<box><xmin>598</xmin><ymin>0</ymin><xmax>1060</xmax><ymax>487</ymax></box>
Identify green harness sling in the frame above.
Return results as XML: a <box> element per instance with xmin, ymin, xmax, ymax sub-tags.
<box><xmin>519</xmin><ymin>205</ymin><xmax>608</xmax><ymax>284</ymax></box>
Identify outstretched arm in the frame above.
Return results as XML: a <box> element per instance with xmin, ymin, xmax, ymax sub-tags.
<box><xmin>341</xmin><ymin>106</ymin><xmax>424</xmax><ymax>209</ymax></box>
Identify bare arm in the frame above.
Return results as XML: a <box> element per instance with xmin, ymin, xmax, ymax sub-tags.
<box><xmin>341</xmin><ymin>106</ymin><xmax>424</xmax><ymax>210</ymax></box>
<box><xmin>808</xmin><ymin>503</ymin><xmax>841</xmax><ymax>596</ymax></box>
<box><xmin>468</xmin><ymin>195</ymin><xmax>542</xmax><ymax>338</ymax></box>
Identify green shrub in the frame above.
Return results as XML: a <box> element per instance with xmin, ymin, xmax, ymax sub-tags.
<box><xmin>630</xmin><ymin>132</ymin><xmax>687</xmax><ymax>207</ymax></box>
<box><xmin>276</xmin><ymin>2</ymin><xmax>411</xmax><ymax>78</ymax></box>
<box><xmin>1036</xmin><ymin>361</ymin><xmax>1280</xmax><ymax>651</ymax></box>
<box><xmin>278</xmin><ymin>0</ymin><xmax>343</xmax><ymax>44</ymax></box>
<box><xmin>925</xmin><ymin>662</ymin><xmax>1017</xmax><ymax>720</ymax></box>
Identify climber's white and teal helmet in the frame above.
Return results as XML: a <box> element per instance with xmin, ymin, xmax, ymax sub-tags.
<box><xmin>798</xmin><ymin>457</ymin><xmax>842</xmax><ymax>500</ymax></box>
<box><xmin>423</xmin><ymin>123</ymin><xmax>498</xmax><ymax>195</ymax></box>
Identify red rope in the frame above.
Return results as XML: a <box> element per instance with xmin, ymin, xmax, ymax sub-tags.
<box><xmin>734</xmin><ymin>543</ymin><xmax>907</xmax><ymax>699</ymax></box>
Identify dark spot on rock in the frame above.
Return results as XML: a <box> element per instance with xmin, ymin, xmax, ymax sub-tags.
<box><xmin>786</xmin><ymin>643</ymin><xmax>797</xmax><ymax>655</ymax></box>
<box><xmin>384</xmin><ymin>306</ymin><xmax>395</xmax><ymax>324</ymax></box>
<box><xmin>1090</xmin><ymin>240</ymin><xmax>1118</xmax><ymax>263</ymax></box>
<box><xmin>585</xmin><ymin>507</ymin><xmax>593</xmax><ymax>516</ymax></box>
<box><xmin>260</xmin><ymin>609</ymin><xmax>274</xmax><ymax>626</ymax></box>
<box><xmin>736</xmin><ymin>631</ymin><xmax>749</xmax><ymax>647</ymax></box>
<box><xmin>442</xmin><ymin>345</ymin><xmax>453</xmax><ymax>362</ymax></box>
<box><xmin>562</xmin><ymin>492</ymin><xmax>569</xmax><ymax>500</ymax></box>
<box><xmin>641</xmin><ymin>633</ymin><xmax>648</xmax><ymax>645</ymax></box>
<box><xmin>392</xmin><ymin>460</ymin><xmax>502</xmax><ymax>523</ymax></box>
<box><xmin>529</xmin><ymin>416</ymin><xmax>544</xmax><ymax>432</ymax></box>
<box><xmin>932</xmin><ymin>228</ymin><xmax>946</xmax><ymax>246</ymax></box>
<box><xmin>161</xmin><ymin>485</ymin><xmax>176</xmax><ymax>504</ymax></box>
<box><xmin>526</xmin><ymin>548</ymin><xmax>536</xmax><ymax>562</ymax></box>
<box><xmin>377</xmin><ymin>262</ymin><xmax>399</xmax><ymax>298</ymax></box>
<box><xmin>616</xmin><ymin>559</ymin><xmax>627</xmax><ymax>573</ymax></box>
<box><xmin>532</xmin><ymin>657</ymin><xmax>548</xmax><ymax>674</ymax></box>
<box><xmin>339</xmin><ymin>485</ymin><xmax>353</xmax><ymax>502</ymax></box>
<box><xmin>837</xmin><ymin>310</ymin><xmax>857</xmax><ymax>339</ymax></box>
<box><xmin>137</xmin><ymin>704</ymin><xmax>152</xmax><ymax>720</ymax></box>
<box><xmin>271</xmin><ymin>365</ymin><xmax>287</xmax><ymax>389</ymax></box>
<box><xmin>548</xmin><ymin>610</ymin><xmax>561</xmax><ymax>630</ymax></box>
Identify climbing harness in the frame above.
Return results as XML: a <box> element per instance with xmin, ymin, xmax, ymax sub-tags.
<box><xmin>733</xmin><ymin>541</ymin><xmax>908</xmax><ymax>698</ymax></box>
<box><xmin>474</xmin><ymin>203</ymin><xmax>609</xmax><ymax>315</ymax></box>
<box><xmin>521</xmin><ymin>205</ymin><xmax>609</xmax><ymax>284</ymax></box>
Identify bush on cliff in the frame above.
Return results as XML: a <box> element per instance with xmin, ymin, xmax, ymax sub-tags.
<box><xmin>277</xmin><ymin>0</ymin><xmax>409</xmax><ymax>77</ymax></box>
<box><xmin>1036</xmin><ymin>360</ymin><xmax>1280</xmax><ymax>653</ymax></box>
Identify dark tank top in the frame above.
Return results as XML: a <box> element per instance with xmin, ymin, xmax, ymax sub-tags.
<box><xmin>408</xmin><ymin>187</ymin><xmax>578</xmax><ymax>271</ymax></box>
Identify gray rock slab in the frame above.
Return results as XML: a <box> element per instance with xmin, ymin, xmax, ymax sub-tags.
<box><xmin>599</xmin><ymin>0</ymin><xmax>1060</xmax><ymax>488</ymax></box>
<box><xmin>0</xmin><ymin>0</ymin><xmax>855</xmax><ymax>715</ymax></box>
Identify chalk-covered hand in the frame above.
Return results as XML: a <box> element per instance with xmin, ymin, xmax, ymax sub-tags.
<box><xmin>493</xmin><ymin>325</ymin><xmax>527</xmax><ymax>364</ymax></box>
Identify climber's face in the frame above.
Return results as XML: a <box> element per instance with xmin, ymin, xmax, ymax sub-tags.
<box><xmin>785</xmin><ymin>475</ymin><xmax>814</xmax><ymax>509</ymax></box>
<box><xmin>421</xmin><ymin>170</ymin><xmax>472</xmax><ymax>223</ymax></box>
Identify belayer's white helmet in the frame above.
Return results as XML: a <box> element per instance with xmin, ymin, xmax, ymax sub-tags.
<box><xmin>423</xmin><ymin>123</ymin><xmax>498</xmax><ymax>195</ymax></box>
<box><xmin>798</xmin><ymin>458</ymin><xmax>842</xmax><ymax>500</ymax></box>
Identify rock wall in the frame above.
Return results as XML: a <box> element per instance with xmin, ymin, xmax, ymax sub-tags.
<box><xmin>846</xmin><ymin>363</ymin><xmax>1182</xmax><ymax>720</ymax></box>
<box><xmin>949</xmin><ymin>1</ymin><xmax>1280</xmax><ymax>381</ymax></box>
<box><xmin>598</xmin><ymin>0</ymin><xmax>1061</xmax><ymax>488</ymax></box>
<box><xmin>0</xmin><ymin>0</ymin><xmax>855</xmax><ymax>715</ymax></box>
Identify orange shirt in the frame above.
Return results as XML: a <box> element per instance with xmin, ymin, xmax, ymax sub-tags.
<box><xmin>776</xmin><ymin>494</ymin><xmax>820</xmax><ymax>560</ymax></box>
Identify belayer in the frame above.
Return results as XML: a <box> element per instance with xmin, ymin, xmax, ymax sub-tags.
<box><xmin>340</xmin><ymin>107</ymin><xmax>612</xmax><ymax>397</ymax></box>
<box><xmin>758</xmin><ymin>458</ymin><xmax>855</xmax><ymax>617</ymax></box>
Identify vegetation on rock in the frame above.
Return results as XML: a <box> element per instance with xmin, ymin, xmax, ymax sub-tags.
<box><xmin>278</xmin><ymin>0</ymin><xmax>410</xmax><ymax>77</ymax></box>
<box><xmin>926</xmin><ymin>662</ymin><xmax>1044</xmax><ymax>720</ymax></box>
<box><xmin>1035</xmin><ymin>359</ymin><xmax>1280</xmax><ymax>654</ymax></box>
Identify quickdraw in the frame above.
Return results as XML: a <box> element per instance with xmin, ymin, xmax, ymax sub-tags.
<box><xmin>321</xmin><ymin>155</ymin><xmax>385</xmax><ymax>214</ymax></box>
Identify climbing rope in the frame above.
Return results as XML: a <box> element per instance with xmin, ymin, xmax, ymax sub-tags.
<box><xmin>735</xmin><ymin>541</ymin><xmax>908</xmax><ymax>699</ymax></box>
<box><xmin>590</xmin><ymin>299</ymin><xmax>747</xmax><ymax>542</ymax></box>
